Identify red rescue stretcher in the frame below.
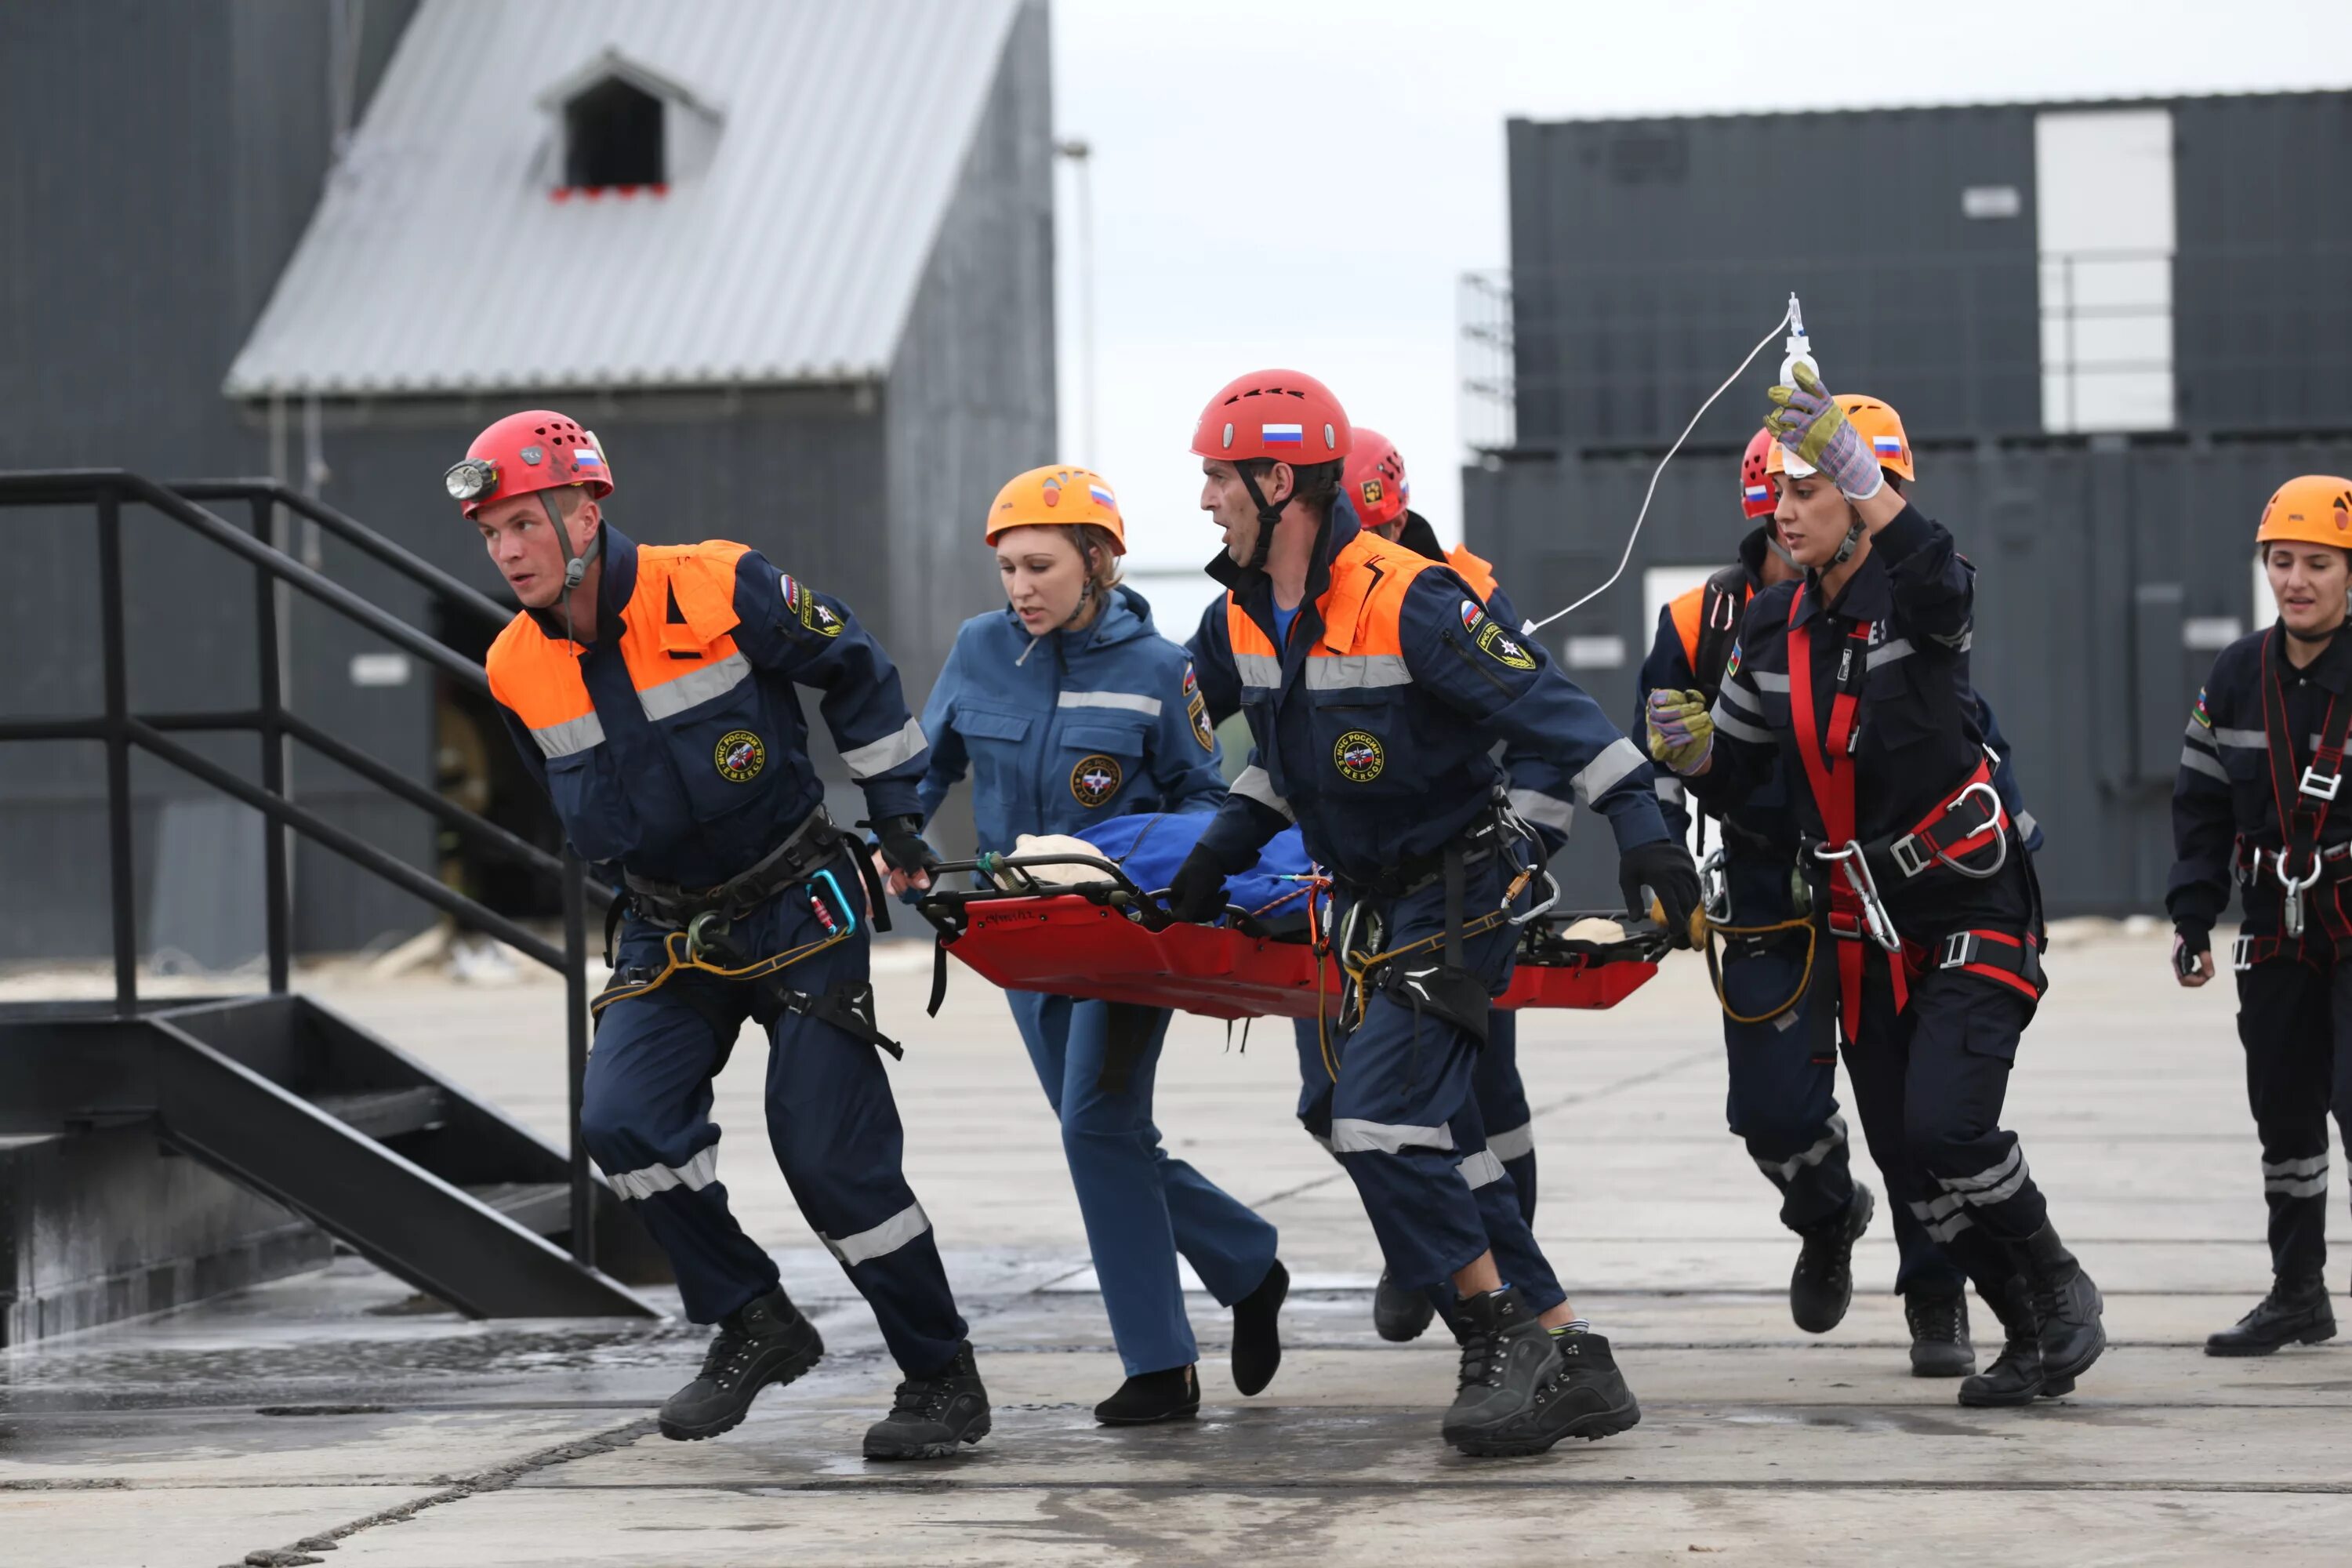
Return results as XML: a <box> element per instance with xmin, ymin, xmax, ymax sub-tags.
<box><xmin>916</xmin><ymin>854</ymin><xmax>1666</xmax><ymax>1022</ymax></box>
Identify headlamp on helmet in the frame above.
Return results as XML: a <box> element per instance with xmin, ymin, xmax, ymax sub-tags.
<box><xmin>445</xmin><ymin>459</ymin><xmax>499</xmax><ymax>503</ymax></box>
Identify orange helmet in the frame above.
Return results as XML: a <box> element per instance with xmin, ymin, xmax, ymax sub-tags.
<box><xmin>1345</xmin><ymin>426</ymin><xmax>1409</xmax><ymax>530</ymax></box>
<box><xmin>2256</xmin><ymin>474</ymin><xmax>2352</xmax><ymax>550</ymax></box>
<box><xmin>1766</xmin><ymin>394</ymin><xmax>1915</xmax><ymax>485</ymax></box>
<box><xmin>985</xmin><ymin>464</ymin><xmax>1126</xmax><ymax>554</ymax></box>
<box><xmin>446</xmin><ymin>408</ymin><xmax>612</xmax><ymax>518</ymax></box>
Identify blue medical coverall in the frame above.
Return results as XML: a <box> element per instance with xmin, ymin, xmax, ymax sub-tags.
<box><xmin>488</xmin><ymin>526</ymin><xmax>965</xmax><ymax>1378</ymax></box>
<box><xmin>920</xmin><ymin>586</ymin><xmax>1280</xmax><ymax>1376</ymax></box>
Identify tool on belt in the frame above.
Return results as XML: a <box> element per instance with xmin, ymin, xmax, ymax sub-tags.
<box><xmin>2239</xmin><ymin>625</ymin><xmax>2352</xmax><ymax>943</ymax></box>
<box><xmin>1786</xmin><ymin>590</ymin><xmax>2043</xmax><ymax>1039</ymax></box>
<box><xmin>593</xmin><ymin>807</ymin><xmax>902</xmax><ymax>1057</ymax></box>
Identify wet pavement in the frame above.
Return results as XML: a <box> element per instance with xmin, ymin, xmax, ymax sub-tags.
<box><xmin>6</xmin><ymin>928</ymin><xmax>2350</xmax><ymax>1565</ymax></box>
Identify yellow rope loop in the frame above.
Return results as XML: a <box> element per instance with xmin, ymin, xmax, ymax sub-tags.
<box><xmin>590</xmin><ymin>927</ymin><xmax>854</xmax><ymax>1018</ymax></box>
<box><xmin>1702</xmin><ymin>916</ymin><xmax>1819</xmax><ymax>1025</ymax></box>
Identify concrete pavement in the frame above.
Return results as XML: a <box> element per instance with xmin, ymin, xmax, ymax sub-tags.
<box><xmin>5</xmin><ymin>926</ymin><xmax>2348</xmax><ymax>1566</ymax></box>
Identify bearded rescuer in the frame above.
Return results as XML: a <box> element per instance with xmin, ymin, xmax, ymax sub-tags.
<box><xmin>456</xmin><ymin>412</ymin><xmax>986</xmax><ymax>1461</ymax></box>
<box><xmin>2172</xmin><ymin>475</ymin><xmax>2352</xmax><ymax>1357</ymax></box>
<box><xmin>1648</xmin><ymin>368</ymin><xmax>2104</xmax><ymax>1408</ymax></box>
<box><xmin>1170</xmin><ymin>370</ymin><xmax>1702</xmax><ymax>1457</ymax></box>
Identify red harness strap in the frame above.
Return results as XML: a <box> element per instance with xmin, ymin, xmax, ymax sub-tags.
<box><xmin>2257</xmin><ymin>626</ymin><xmax>2352</xmax><ymax>942</ymax></box>
<box><xmin>1786</xmin><ymin>590</ymin><xmax>1886</xmax><ymax>1040</ymax></box>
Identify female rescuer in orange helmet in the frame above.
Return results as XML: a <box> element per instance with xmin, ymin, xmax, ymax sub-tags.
<box><xmin>906</xmin><ymin>465</ymin><xmax>1287</xmax><ymax>1426</ymax></box>
<box><xmin>2170</xmin><ymin>474</ymin><xmax>2352</xmax><ymax>1356</ymax></box>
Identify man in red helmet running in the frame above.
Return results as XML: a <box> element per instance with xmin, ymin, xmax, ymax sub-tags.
<box><xmin>1172</xmin><ymin>371</ymin><xmax>1702</xmax><ymax>1457</ymax></box>
<box><xmin>448</xmin><ymin>412</ymin><xmax>986</xmax><ymax>1461</ymax></box>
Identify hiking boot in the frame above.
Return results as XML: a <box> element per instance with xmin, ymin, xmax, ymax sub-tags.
<box><xmin>1904</xmin><ymin>1288</ymin><xmax>1976</xmax><ymax>1378</ymax></box>
<box><xmin>1373</xmin><ymin>1269</ymin><xmax>1436</xmax><ymax>1343</ymax></box>
<box><xmin>1532</xmin><ymin>1330</ymin><xmax>1641</xmax><ymax>1444</ymax></box>
<box><xmin>862</xmin><ymin>1341</ymin><xmax>991</xmax><ymax>1460</ymax></box>
<box><xmin>1094</xmin><ymin>1364</ymin><xmax>1200</xmax><ymax>1425</ymax></box>
<box><xmin>1958</xmin><ymin>1275</ymin><xmax>2049</xmax><ymax>1406</ymax></box>
<box><xmin>1440</xmin><ymin>1287</ymin><xmax>1565</xmax><ymax>1457</ymax></box>
<box><xmin>2020</xmin><ymin>1221</ymin><xmax>2105</xmax><ymax>1386</ymax></box>
<box><xmin>1232</xmin><ymin>1259</ymin><xmax>1288</xmax><ymax>1395</ymax></box>
<box><xmin>657</xmin><ymin>1287</ymin><xmax>824</xmax><ymax>1441</ymax></box>
<box><xmin>1791</xmin><ymin>1185</ymin><xmax>1874</xmax><ymax>1334</ymax></box>
<box><xmin>2206</xmin><ymin>1276</ymin><xmax>2336</xmax><ymax>1356</ymax></box>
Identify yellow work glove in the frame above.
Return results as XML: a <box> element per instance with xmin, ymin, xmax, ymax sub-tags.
<box><xmin>1645</xmin><ymin>688</ymin><xmax>1714</xmax><ymax>776</ymax></box>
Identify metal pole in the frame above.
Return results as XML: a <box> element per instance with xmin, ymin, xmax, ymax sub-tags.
<box><xmin>563</xmin><ymin>851</ymin><xmax>595</xmax><ymax>1267</ymax></box>
<box><xmin>96</xmin><ymin>487</ymin><xmax>138</xmax><ymax>1011</ymax></box>
<box><xmin>250</xmin><ymin>497</ymin><xmax>292</xmax><ymax>993</ymax></box>
<box><xmin>1056</xmin><ymin>138</ymin><xmax>1095</xmax><ymax>466</ymax></box>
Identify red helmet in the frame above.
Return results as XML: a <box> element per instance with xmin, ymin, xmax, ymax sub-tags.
<box><xmin>1739</xmin><ymin>426</ymin><xmax>1777</xmax><ymax>519</ymax></box>
<box><xmin>446</xmin><ymin>409</ymin><xmax>615</xmax><ymax>519</ymax></box>
<box><xmin>1191</xmin><ymin>369</ymin><xmax>1352</xmax><ymax>466</ymax></box>
<box><xmin>1344</xmin><ymin>426</ymin><xmax>1409</xmax><ymax>530</ymax></box>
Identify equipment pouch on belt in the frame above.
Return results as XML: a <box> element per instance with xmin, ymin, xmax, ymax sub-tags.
<box><xmin>759</xmin><ymin>978</ymin><xmax>903</xmax><ymax>1058</ymax></box>
<box><xmin>1377</xmin><ymin>956</ymin><xmax>1491</xmax><ymax>1044</ymax></box>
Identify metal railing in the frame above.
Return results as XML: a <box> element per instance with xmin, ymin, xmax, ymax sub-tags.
<box><xmin>0</xmin><ymin>470</ymin><xmax>602</xmax><ymax>1265</ymax></box>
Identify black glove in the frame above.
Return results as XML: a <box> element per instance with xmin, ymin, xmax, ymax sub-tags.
<box><xmin>1165</xmin><ymin>845</ymin><xmax>1232</xmax><ymax>924</ymax></box>
<box><xmin>872</xmin><ymin>815</ymin><xmax>942</xmax><ymax>882</ymax></box>
<box><xmin>1619</xmin><ymin>839</ymin><xmax>1704</xmax><ymax>950</ymax></box>
<box><xmin>2173</xmin><ymin>920</ymin><xmax>2212</xmax><ymax>980</ymax></box>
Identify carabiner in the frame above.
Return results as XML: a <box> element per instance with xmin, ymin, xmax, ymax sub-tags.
<box><xmin>1934</xmin><ymin>781</ymin><xmax>2009</xmax><ymax>880</ymax></box>
<box><xmin>1508</xmin><ymin>869</ymin><xmax>1562</xmax><ymax>927</ymax></box>
<box><xmin>2271</xmin><ymin>847</ymin><xmax>2323</xmax><ymax>939</ymax></box>
<box><xmin>1700</xmin><ymin>846</ymin><xmax>1733</xmax><ymax>926</ymax></box>
<box><xmin>1813</xmin><ymin>840</ymin><xmax>1903</xmax><ymax>953</ymax></box>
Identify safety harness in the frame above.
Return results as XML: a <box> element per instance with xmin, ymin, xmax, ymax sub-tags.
<box><xmin>2235</xmin><ymin>626</ymin><xmax>2352</xmax><ymax>952</ymax></box>
<box><xmin>1785</xmin><ymin>587</ymin><xmax>2043</xmax><ymax>1042</ymax></box>
<box><xmin>592</xmin><ymin>805</ymin><xmax>903</xmax><ymax>1057</ymax></box>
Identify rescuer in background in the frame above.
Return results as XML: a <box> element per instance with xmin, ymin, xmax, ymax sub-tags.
<box><xmin>2171</xmin><ymin>474</ymin><xmax>2352</xmax><ymax>1357</ymax></box>
<box><xmin>453</xmin><ymin>410</ymin><xmax>989</xmax><ymax>1461</ymax></box>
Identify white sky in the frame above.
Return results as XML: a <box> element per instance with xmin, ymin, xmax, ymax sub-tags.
<box><xmin>1047</xmin><ymin>0</ymin><xmax>2351</xmax><ymax>627</ymax></box>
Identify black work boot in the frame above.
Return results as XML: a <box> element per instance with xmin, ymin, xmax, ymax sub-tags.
<box><xmin>1232</xmin><ymin>1258</ymin><xmax>1288</xmax><ymax>1395</ymax></box>
<box><xmin>658</xmin><ymin>1287</ymin><xmax>825</xmax><ymax>1441</ymax></box>
<box><xmin>2206</xmin><ymin>1276</ymin><xmax>2336</xmax><ymax>1356</ymax></box>
<box><xmin>1958</xmin><ymin>1275</ymin><xmax>2053</xmax><ymax>1406</ymax></box>
<box><xmin>1440</xmin><ymin>1287</ymin><xmax>1565</xmax><ymax>1457</ymax></box>
<box><xmin>1532</xmin><ymin>1330</ymin><xmax>1642</xmax><ymax>1445</ymax></box>
<box><xmin>1373</xmin><ymin>1269</ymin><xmax>1437</xmax><ymax>1343</ymax></box>
<box><xmin>863</xmin><ymin>1341</ymin><xmax>991</xmax><ymax>1460</ymax></box>
<box><xmin>2019</xmin><ymin>1221</ymin><xmax>2105</xmax><ymax>1386</ymax></box>
<box><xmin>1904</xmin><ymin>1288</ymin><xmax>1976</xmax><ymax>1378</ymax></box>
<box><xmin>1094</xmin><ymin>1364</ymin><xmax>1201</xmax><ymax>1425</ymax></box>
<box><xmin>1790</xmin><ymin>1185</ymin><xmax>1875</xmax><ymax>1334</ymax></box>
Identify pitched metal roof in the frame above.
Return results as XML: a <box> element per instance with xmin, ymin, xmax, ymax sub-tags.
<box><xmin>224</xmin><ymin>0</ymin><xmax>1025</xmax><ymax>397</ymax></box>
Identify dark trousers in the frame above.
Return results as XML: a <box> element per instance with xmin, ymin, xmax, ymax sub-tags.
<box><xmin>2234</xmin><ymin>951</ymin><xmax>2352</xmax><ymax>1279</ymax></box>
<box><xmin>1841</xmin><ymin>948</ymin><xmax>2047</xmax><ymax>1299</ymax></box>
<box><xmin>581</xmin><ymin>863</ymin><xmax>967</xmax><ymax>1377</ymax></box>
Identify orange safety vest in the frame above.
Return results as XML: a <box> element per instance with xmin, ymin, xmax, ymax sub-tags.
<box><xmin>1446</xmin><ymin>542</ymin><xmax>1499</xmax><ymax>604</ymax></box>
<box><xmin>1225</xmin><ymin>530</ymin><xmax>1439</xmax><ymax>689</ymax></box>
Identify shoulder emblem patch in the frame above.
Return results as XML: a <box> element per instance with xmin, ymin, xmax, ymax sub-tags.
<box><xmin>714</xmin><ymin>729</ymin><xmax>767</xmax><ymax>784</ymax></box>
<box><xmin>1333</xmin><ymin>729</ymin><xmax>1385</xmax><ymax>783</ymax></box>
<box><xmin>1724</xmin><ymin>641</ymin><xmax>1743</xmax><ymax>681</ymax></box>
<box><xmin>800</xmin><ymin>595</ymin><xmax>844</xmax><ymax>637</ymax></box>
<box><xmin>2191</xmin><ymin>687</ymin><xmax>2212</xmax><ymax>729</ymax></box>
<box><xmin>1070</xmin><ymin>753</ymin><xmax>1122</xmax><ymax>808</ymax></box>
<box><xmin>1459</xmin><ymin>598</ymin><xmax>1485</xmax><ymax>636</ymax></box>
<box><xmin>1181</xmin><ymin>662</ymin><xmax>1214</xmax><ymax>750</ymax></box>
<box><xmin>1475</xmin><ymin>620</ymin><xmax>1538</xmax><ymax>671</ymax></box>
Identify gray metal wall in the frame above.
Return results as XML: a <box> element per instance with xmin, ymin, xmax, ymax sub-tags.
<box><xmin>1504</xmin><ymin>91</ymin><xmax>2352</xmax><ymax>451</ymax></box>
<box><xmin>1467</xmin><ymin>432</ymin><xmax>2352</xmax><ymax>917</ymax></box>
<box><xmin>0</xmin><ymin>1</ymin><xmax>416</xmax><ymax>964</ymax></box>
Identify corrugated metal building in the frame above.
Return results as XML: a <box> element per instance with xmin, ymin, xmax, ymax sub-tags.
<box><xmin>1468</xmin><ymin>91</ymin><xmax>2352</xmax><ymax>916</ymax></box>
<box><xmin>0</xmin><ymin>0</ymin><xmax>1055</xmax><ymax>960</ymax></box>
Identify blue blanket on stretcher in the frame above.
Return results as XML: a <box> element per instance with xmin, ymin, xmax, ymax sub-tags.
<box><xmin>1061</xmin><ymin>815</ymin><xmax>1317</xmax><ymax>926</ymax></box>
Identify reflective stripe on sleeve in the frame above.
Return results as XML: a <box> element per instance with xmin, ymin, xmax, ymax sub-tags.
<box><xmin>2211</xmin><ymin>726</ymin><xmax>2267</xmax><ymax>750</ymax></box>
<box><xmin>1231</xmin><ymin>764</ymin><xmax>1294</xmax><ymax>821</ymax></box>
<box><xmin>1570</xmin><ymin>735</ymin><xmax>1646</xmax><ymax>805</ymax></box>
<box><xmin>1486</xmin><ymin>1120</ymin><xmax>1536</xmax><ymax>1163</ymax></box>
<box><xmin>1751</xmin><ymin>669</ymin><xmax>1790</xmax><ymax>693</ymax></box>
<box><xmin>1058</xmin><ymin>690</ymin><xmax>1163</xmax><ymax>717</ymax></box>
<box><xmin>841</xmin><ymin>717</ymin><xmax>927</xmax><ymax>779</ymax></box>
<box><xmin>2178</xmin><ymin>746</ymin><xmax>2228</xmax><ymax>782</ymax></box>
<box><xmin>1330</xmin><ymin>1118</ymin><xmax>1455</xmax><ymax>1155</ymax></box>
<box><xmin>532</xmin><ymin>711</ymin><xmax>607</xmax><ymax>759</ymax></box>
<box><xmin>1457</xmin><ymin>1149</ymin><xmax>1506</xmax><ymax>1189</ymax></box>
<box><xmin>1867</xmin><ymin>637</ymin><xmax>1915</xmax><ymax>670</ymax></box>
<box><xmin>1655</xmin><ymin>776</ymin><xmax>1686</xmax><ymax>806</ymax></box>
<box><xmin>1507</xmin><ymin>787</ymin><xmax>1575</xmax><ymax>835</ymax></box>
<box><xmin>604</xmin><ymin>1143</ymin><xmax>718</xmax><ymax>1201</ymax></box>
<box><xmin>1711</xmin><ymin>700</ymin><xmax>1773</xmax><ymax>746</ymax></box>
<box><xmin>820</xmin><ymin>1200</ymin><xmax>932</xmax><ymax>1268</ymax></box>
<box><xmin>637</xmin><ymin>652</ymin><xmax>752</xmax><ymax>721</ymax></box>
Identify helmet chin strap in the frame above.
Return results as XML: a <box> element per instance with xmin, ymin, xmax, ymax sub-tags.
<box><xmin>1828</xmin><ymin>511</ymin><xmax>1866</xmax><ymax>567</ymax></box>
<box><xmin>1766</xmin><ymin>528</ymin><xmax>1798</xmax><ymax>569</ymax></box>
<box><xmin>540</xmin><ymin>490</ymin><xmax>602</xmax><ymax>648</ymax></box>
<box><xmin>1236</xmin><ymin>466</ymin><xmax>1289</xmax><ymax>576</ymax></box>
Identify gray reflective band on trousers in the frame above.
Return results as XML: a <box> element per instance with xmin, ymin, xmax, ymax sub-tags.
<box><xmin>1508</xmin><ymin>787</ymin><xmax>1574</xmax><ymax>835</ymax></box>
<box><xmin>1331</xmin><ymin>1118</ymin><xmax>1455</xmax><ymax>1155</ymax></box>
<box><xmin>1457</xmin><ymin>1149</ymin><xmax>1506</xmax><ymax>1190</ymax></box>
<box><xmin>1910</xmin><ymin>1191</ymin><xmax>1974</xmax><ymax>1243</ymax></box>
<box><xmin>638</xmin><ymin>652</ymin><xmax>752</xmax><ymax>721</ymax></box>
<box><xmin>2264</xmin><ymin>1153</ymin><xmax>2329</xmax><ymax>1197</ymax></box>
<box><xmin>1059</xmin><ymin>689</ymin><xmax>1162</xmax><ymax>717</ymax></box>
<box><xmin>1231</xmin><ymin>764</ymin><xmax>1294</xmax><ymax>820</ymax></box>
<box><xmin>841</xmin><ymin>717</ymin><xmax>927</xmax><ymax>779</ymax></box>
<box><xmin>820</xmin><ymin>1200</ymin><xmax>932</xmax><ymax>1268</ymax></box>
<box><xmin>605</xmin><ymin>1143</ymin><xmax>718</xmax><ymax>1201</ymax></box>
<box><xmin>1571</xmin><ymin>735</ymin><xmax>1646</xmax><ymax>805</ymax></box>
<box><xmin>531</xmin><ymin>710</ymin><xmax>608</xmax><ymax>759</ymax></box>
<box><xmin>1936</xmin><ymin>1144</ymin><xmax>2031</xmax><ymax>1207</ymax></box>
<box><xmin>1486</xmin><ymin>1120</ymin><xmax>1536</xmax><ymax>1163</ymax></box>
<box><xmin>1754</xmin><ymin>1113</ymin><xmax>1846</xmax><ymax>1182</ymax></box>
